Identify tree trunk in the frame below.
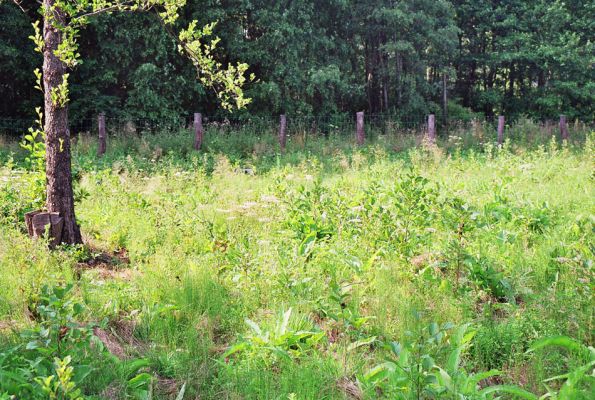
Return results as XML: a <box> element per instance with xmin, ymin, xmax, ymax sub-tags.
<box><xmin>378</xmin><ymin>33</ymin><xmax>388</xmax><ymax>112</ymax></box>
<box><xmin>442</xmin><ymin>72</ymin><xmax>448</xmax><ymax>127</ymax></box>
<box><xmin>42</xmin><ymin>0</ymin><xmax>82</xmax><ymax>244</ymax></box>
<box><xmin>507</xmin><ymin>63</ymin><xmax>515</xmax><ymax>99</ymax></box>
<box><xmin>464</xmin><ymin>60</ymin><xmax>477</xmax><ymax>108</ymax></box>
<box><xmin>364</xmin><ymin>41</ymin><xmax>372</xmax><ymax>113</ymax></box>
<box><xmin>395</xmin><ymin>50</ymin><xmax>402</xmax><ymax>107</ymax></box>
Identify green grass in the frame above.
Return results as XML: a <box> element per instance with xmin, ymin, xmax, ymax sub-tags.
<box><xmin>0</xmin><ymin>122</ymin><xmax>593</xmax><ymax>399</ymax></box>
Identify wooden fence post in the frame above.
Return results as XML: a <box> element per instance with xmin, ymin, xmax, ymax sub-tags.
<box><xmin>279</xmin><ymin>114</ymin><xmax>287</xmax><ymax>151</ymax></box>
<box><xmin>356</xmin><ymin>111</ymin><xmax>364</xmax><ymax>145</ymax></box>
<box><xmin>193</xmin><ymin>113</ymin><xmax>203</xmax><ymax>150</ymax></box>
<box><xmin>559</xmin><ymin>115</ymin><xmax>569</xmax><ymax>141</ymax></box>
<box><xmin>427</xmin><ymin>114</ymin><xmax>436</xmax><ymax>143</ymax></box>
<box><xmin>97</xmin><ymin>113</ymin><xmax>106</xmax><ymax>156</ymax></box>
<box><xmin>497</xmin><ymin>115</ymin><xmax>505</xmax><ymax>145</ymax></box>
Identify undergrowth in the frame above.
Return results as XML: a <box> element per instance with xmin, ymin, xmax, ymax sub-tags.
<box><xmin>0</xmin><ymin>125</ymin><xmax>593</xmax><ymax>398</ymax></box>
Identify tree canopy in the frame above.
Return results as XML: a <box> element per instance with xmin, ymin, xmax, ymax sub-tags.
<box><xmin>1</xmin><ymin>0</ymin><xmax>593</xmax><ymax>122</ymax></box>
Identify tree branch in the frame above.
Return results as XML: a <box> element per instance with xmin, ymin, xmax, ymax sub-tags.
<box><xmin>11</xmin><ymin>0</ymin><xmax>27</xmax><ymax>13</ymax></box>
<box><xmin>74</xmin><ymin>1</ymin><xmax>137</xmax><ymax>19</ymax></box>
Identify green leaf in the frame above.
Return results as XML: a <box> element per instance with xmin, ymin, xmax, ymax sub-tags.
<box><xmin>122</xmin><ymin>359</ymin><xmax>151</xmax><ymax>379</ymax></box>
<box><xmin>245</xmin><ymin>319</ymin><xmax>262</xmax><ymax>336</ymax></box>
<box><xmin>0</xmin><ymin>370</ymin><xmax>29</xmax><ymax>384</ymax></box>
<box><xmin>467</xmin><ymin>370</ymin><xmax>501</xmax><ymax>389</ymax></box>
<box><xmin>422</xmin><ymin>355</ymin><xmax>435</xmax><ymax>371</ymax></box>
<box><xmin>428</xmin><ymin>322</ymin><xmax>439</xmax><ymax>336</ymax></box>
<box><xmin>480</xmin><ymin>385</ymin><xmax>538</xmax><ymax>400</ymax></box>
<box><xmin>280</xmin><ymin>308</ymin><xmax>292</xmax><ymax>335</ymax></box>
<box><xmin>127</xmin><ymin>372</ymin><xmax>153</xmax><ymax>389</ymax></box>
<box><xmin>25</xmin><ymin>341</ymin><xmax>39</xmax><ymax>350</ymax></box>
<box><xmin>528</xmin><ymin>336</ymin><xmax>587</xmax><ymax>355</ymax></box>
<box><xmin>298</xmin><ymin>232</ymin><xmax>317</xmax><ymax>257</ymax></box>
<box><xmin>441</xmin><ymin>322</ymin><xmax>455</xmax><ymax>330</ymax></box>
<box><xmin>433</xmin><ymin>367</ymin><xmax>453</xmax><ymax>391</ymax></box>
<box><xmin>364</xmin><ymin>362</ymin><xmax>397</xmax><ymax>383</ymax></box>
<box><xmin>559</xmin><ymin>360</ymin><xmax>595</xmax><ymax>397</ymax></box>
<box><xmin>348</xmin><ymin>336</ymin><xmax>377</xmax><ymax>351</ymax></box>
<box><xmin>446</xmin><ymin>346</ymin><xmax>462</xmax><ymax>374</ymax></box>
<box><xmin>175</xmin><ymin>382</ymin><xmax>186</xmax><ymax>400</ymax></box>
<box><xmin>268</xmin><ymin>346</ymin><xmax>292</xmax><ymax>361</ymax></box>
<box><xmin>73</xmin><ymin>364</ymin><xmax>93</xmax><ymax>383</ymax></box>
<box><xmin>389</xmin><ymin>341</ymin><xmax>402</xmax><ymax>357</ymax></box>
<box><xmin>222</xmin><ymin>342</ymin><xmax>248</xmax><ymax>358</ymax></box>
<box><xmin>73</xmin><ymin>303</ymin><xmax>84</xmax><ymax>315</ymax></box>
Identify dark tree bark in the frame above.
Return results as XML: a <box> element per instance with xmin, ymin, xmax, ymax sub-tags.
<box><xmin>364</xmin><ymin>41</ymin><xmax>372</xmax><ymax>112</ymax></box>
<box><xmin>442</xmin><ymin>72</ymin><xmax>448</xmax><ymax>127</ymax></box>
<box><xmin>395</xmin><ymin>50</ymin><xmax>403</xmax><ymax>107</ymax></box>
<box><xmin>537</xmin><ymin>69</ymin><xmax>546</xmax><ymax>89</ymax></box>
<box><xmin>464</xmin><ymin>60</ymin><xmax>477</xmax><ymax>108</ymax></box>
<box><xmin>42</xmin><ymin>0</ymin><xmax>82</xmax><ymax>244</ymax></box>
<box><xmin>378</xmin><ymin>33</ymin><xmax>388</xmax><ymax>112</ymax></box>
<box><xmin>507</xmin><ymin>63</ymin><xmax>515</xmax><ymax>99</ymax></box>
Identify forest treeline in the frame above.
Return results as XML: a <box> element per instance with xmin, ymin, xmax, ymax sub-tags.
<box><xmin>1</xmin><ymin>0</ymin><xmax>593</xmax><ymax>123</ymax></box>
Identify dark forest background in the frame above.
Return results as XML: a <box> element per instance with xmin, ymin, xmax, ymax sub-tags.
<box><xmin>1</xmin><ymin>0</ymin><xmax>593</xmax><ymax>124</ymax></box>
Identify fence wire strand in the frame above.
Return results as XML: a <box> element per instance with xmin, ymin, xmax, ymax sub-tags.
<box><xmin>0</xmin><ymin>114</ymin><xmax>589</xmax><ymax>138</ymax></box>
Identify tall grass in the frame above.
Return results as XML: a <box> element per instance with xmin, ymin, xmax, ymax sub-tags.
<box><xmin>0</xmin><ymin>122</ymin><xmax>592</xmax><ymax>398</ymax></box>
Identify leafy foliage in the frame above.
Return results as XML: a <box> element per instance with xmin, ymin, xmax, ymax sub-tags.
<box><xmin>0</xmin><ymin>284</ymin><xmax>96</xmax><ymax>398</ymax></box>
<box><xmin>224</xmin><ymin>308</ymin><xmax>325</xmax><ymax>363</ymax></box>
<box><xmin>1</xmin><ymin>0</ymin><xmax>593</xmax><ymax>121</ymax></box>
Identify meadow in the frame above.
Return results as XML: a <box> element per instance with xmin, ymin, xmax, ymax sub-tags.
<box><xmin>0</xmin><ymin>120</ymin><xmax>593</xmax><ymax>399</ymax></box>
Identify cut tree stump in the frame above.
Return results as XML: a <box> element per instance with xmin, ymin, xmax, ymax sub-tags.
<box><xmin>24</xmin><ymin>210</ymin><xmax>64</xmax><ymax>248</ymax></box>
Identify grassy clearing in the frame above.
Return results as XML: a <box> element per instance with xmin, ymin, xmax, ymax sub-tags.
<box><xmin>0</xmin><ymin>123</ymin><xmax>593</xmax><ymax>399</ymax></box>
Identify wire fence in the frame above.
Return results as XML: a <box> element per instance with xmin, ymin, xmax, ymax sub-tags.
<box><xmin>0</xmin><ymin>113</ymin><xmax>588</xmax><ymax>139</ymax></box>
<box><xmin>0</xmin><ymin>114</ymin><xmax>499</xmax><ymax>136</ymax></box>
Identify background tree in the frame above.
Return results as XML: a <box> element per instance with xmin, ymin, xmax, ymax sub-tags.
<box><xmin>451</xmin><ymin>0</ymin><xmax>594</xmax><ymax>119</ymax></box>
<box><xmin>1</xmin><ymin>0</ymin><xmax>592</xmax><ymax>123</ymax></box>
<box><xmin>0</xmin><ymin>2</ymin><xmax>39</xmax><ymax>118</ymax></box>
